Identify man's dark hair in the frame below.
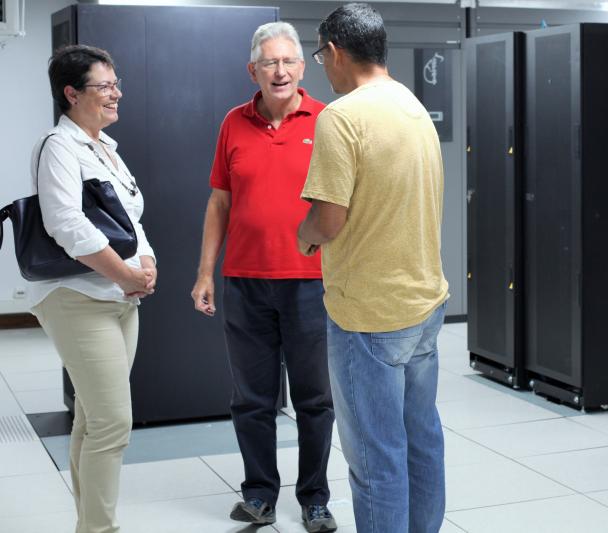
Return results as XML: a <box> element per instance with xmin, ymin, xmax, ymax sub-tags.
<box><xmin>48</xmin><ymin>44</ymin><xmax>115</xmax><ymax>113</ymax></box>
<box><xmin>318</xmin><ymin>3</ymin><xmax>387</xmax><ymax>66</ymax></box>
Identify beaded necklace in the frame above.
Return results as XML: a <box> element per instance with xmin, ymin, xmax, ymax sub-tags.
<box><xmin>86</xmin><ymin>142</ymin><xmax>139</xmax><ymax>196</ymax></box>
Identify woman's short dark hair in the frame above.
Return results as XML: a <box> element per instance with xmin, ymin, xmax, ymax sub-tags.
<box><xmin>318</xmin><ymin>3</ymin><xmax>387</xmax><ymax>66</ymax></box>
<box><xmin>49</xmin><ymin>45</ymin><xmax>115</xmax><ymax>113</ymax></box>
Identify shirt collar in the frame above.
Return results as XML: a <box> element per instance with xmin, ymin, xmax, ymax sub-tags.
<box><xmin>58</xmin><ymin>114</ymin><xmax>118</xmax><ymax>150</ymax></box>
<box><xmin>242</xmin><ymin>88</ymin><xmax>313</xmax><ymax>120</ymax></box>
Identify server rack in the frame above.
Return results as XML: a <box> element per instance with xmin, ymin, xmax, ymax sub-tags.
<box><xmin>52</xmin><ymin>4</ymin><xmax>280</xmax><ymax>422</ymax></box>
<box><xmin>465</xmin><ymin>32</ymin><xmax>525</xmax><ymax>388</ymax></box>
<box><xmin>525</xmin><ymin>24</ymin><xmax>608</xmax><ymax>409</ymax></box>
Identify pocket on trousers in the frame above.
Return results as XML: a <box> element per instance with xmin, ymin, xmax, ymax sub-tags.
<box><xmin>370</xmin><ymin>327</ymin><xmax>423</xmax><ymax>366</ymax></box>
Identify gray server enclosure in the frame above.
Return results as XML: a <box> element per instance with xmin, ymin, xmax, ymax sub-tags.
<box><xmin>525</xmin><ymin>24</ymin><xmax>608</xmax><ymax>409</ymax></box>
<box><xmin>52</xmin><ymin>4</ymin><xmax>279</xmax><ymax>422</ymax></box>
<box><xmin>465</xmin><ymin>32</ymin><xmax>525</xmax><ymax>388</ymax></box>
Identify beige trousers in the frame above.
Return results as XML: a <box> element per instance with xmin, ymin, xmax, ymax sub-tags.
<box><xmin>33</xmin><ymin>288</ymin><xmax>138</xmax><ymax>533</ymax></box>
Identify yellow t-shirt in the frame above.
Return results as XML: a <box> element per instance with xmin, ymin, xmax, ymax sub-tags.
<box><xmin>301</xmin><ymin>79</ymin><xmax>449</xmax><ymax>332</ymax></box>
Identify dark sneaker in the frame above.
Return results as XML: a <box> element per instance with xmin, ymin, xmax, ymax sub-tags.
<box><xmin>230</xmin><ymin>497</ymin><xmax>276</xmax><ymax>525</ymax></box>
<box><xmin>301</xmin><ymin>504</ymin><xmax>337</xmax><ymax>532</ymax></box>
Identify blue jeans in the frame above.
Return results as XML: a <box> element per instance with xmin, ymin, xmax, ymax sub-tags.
<box><xmin>327</xmin><ymin>302</ymin><xmax>447</xmax><ymax>533</ymax></box>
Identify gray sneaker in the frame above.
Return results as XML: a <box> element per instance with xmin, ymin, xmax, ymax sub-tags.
<box><xmin>301</xmin><ymin>504</ymin><xmax>337</xmax><ymax>532</ymax></box>
<box><xmin>230</xmin><ymin>497</ymin><xmax>276</xmax><ymax>524</ymax></box>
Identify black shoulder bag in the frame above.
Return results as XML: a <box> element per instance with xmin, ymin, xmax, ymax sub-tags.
<box><xmin>0</xmin><ymin>134</ymin><xmax>138</xmax><ymax>281</ymax></box>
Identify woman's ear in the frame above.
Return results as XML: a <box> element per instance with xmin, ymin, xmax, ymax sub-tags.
<box><xmin>64</xmin><ymin>85</ymin><xmax>79</xmax><ymax>106</ymax></box>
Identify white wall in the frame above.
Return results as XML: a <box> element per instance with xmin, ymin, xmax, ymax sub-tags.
<box><xmin>0</xmin><ymin>0</ymin><xmax>72</xmax><ymax>313</ymax></box>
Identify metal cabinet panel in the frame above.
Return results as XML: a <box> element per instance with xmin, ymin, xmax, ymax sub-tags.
<box><xmin>525</xmin><ymin>24</ymin><xmax>608</xmax><ymax>408</ymax></box>
<box><xmin>53</xmin><ymin>4</ymin><xmax>278</xmax><ymax>422</ymax></box>
<box><xmin>524</xmin><ymin>24</ymin><xmax>581</xmax><ymax>387</ymax></box>
<box><xmin>465</xmin><ymin>32</ymin><xmax>524</xmax><ymax>387</ymax></box>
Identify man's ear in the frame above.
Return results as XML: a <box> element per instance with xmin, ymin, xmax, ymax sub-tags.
<box><xmin>247</xmin><ymin>62</ymin><xmax>258</xmax><ymax>84</ymax></box>
<box><xmin>327</xmin><ymin>41</ymin><xmax>342</xmax><ymax>66</ymax></box>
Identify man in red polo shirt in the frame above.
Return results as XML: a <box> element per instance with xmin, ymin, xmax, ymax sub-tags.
<box><xmin>191</xmin><ymin>22</ymin><xmax>336</xmax><ymax>533</ymax></box>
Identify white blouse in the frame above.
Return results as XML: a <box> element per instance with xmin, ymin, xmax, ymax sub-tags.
<box><xmin>28</xmin><ymin>114</ymin><xmax>156</xmax><ymax>307</ymax></box>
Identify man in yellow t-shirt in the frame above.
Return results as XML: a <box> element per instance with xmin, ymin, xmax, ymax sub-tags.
<box><xmin>297</xmin><ymin>4</ymin><xmax>449</xmax><ymax>533</ymax></box>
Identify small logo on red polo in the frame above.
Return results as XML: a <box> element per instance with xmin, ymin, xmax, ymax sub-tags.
<box><xmin>303</xmin><ymin>138</ymin><xmax>313</xmax><ymax>144</ymax></box>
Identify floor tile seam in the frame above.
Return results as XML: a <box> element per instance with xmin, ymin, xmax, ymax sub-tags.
<box><xmin>0</xmin><ymin>351</ymin><xmax>60</xmax><ymax>359</ymax></box>
<box><xmin>57</xmin><ymin>467</ymin><xmax>75</xmax><ymax>496</ymax></box>
<box><xmin>442</xmin><ymin>516</ymin><xmax>469</xmax><ymax>532</ymax></box>
<box><xmin>567</xmin><ymin>416</ymin><xmax>608</xmax><ymax>436</ymax></box>
<box><xmin>2</xmin><ymin>367</ymin><xmax>61</xmax><ymax>376</ymax></box>
<box><xmin>0</xmin><ymin>508</ymin><xmax>76</xmax><ymax>519</ymax></box>
<box><xmin>117</xmin><ymin>488</ymin><xmax>239</xmax><ymax>507</ymax></box>
<box><xmin>280</xmin><ymin>408</ymin><xmax>297</xmax><ymax>422</ymax></box>
<box><xmin>477</xmin><ymin>453</ymin><xmax>585</xmax><ymax>496</ymax></box>
<box><xmin>443</xmin><ymin>427</ymin><xmax>586</xmax><ymax>494</ymax></box>
<box><xmin>0</xmin><ymin>509</ymin><xmax>75</xmax><ymax>521</ymax></box>
<box><xmin>582</xmin><ymin>492</ymin><xmax>608</xmax><ymax>509</ymax></box>
<box><xmin>0</xmin><ymin>467</ymin><xmax>64</xmax><ymax>481</ymax></box>
<box><xmin>199</xmin><ymin>455</ymin><xmax>245</xmax><ymax>496</ymax></box>
<box><xmin>191</xmin><ymin>455</ymin><xmax>239</xmax><ymax>494</ymax></box>
<box><xmin>500</xmin><ymin>443</ymin><xmax>608</xmax><ymax>461</ymax></box>
<box><xmin>0</xmin><ymin>357</ymin><xmax>61</xmax><ymax>365</ymax></box>
<box><xmin>446</xmin><ymin>492</ymin><xmax>580</xmax><ymax>514</ymax></box>
<box><xmin>39</xmin><ymin>436</ymin><xmax>66</xmax><ymax>473</ymax></box>
<box><xmin>514</xmin><ymin>442</ymin><xmax>608</xmax><ymax>460</ymax></box>
<box><xmin>12</xmin><ymin>387</ymin><xmax>64</xmax><ymax>394</ymax></box>
<box><xmin>457</xmin><ymin>415</ymin><xmax>598</xmax><ymax>433</ymax></box>
<box><xmin>0</xmin><ymin>366</ymin><xmax>62</xmax><ymax>375</ymax></box>
<box><xmin>442</xmin><ymin>413</ymin><xmax>565</xmax><ymax>432</ymax></box>
<box><xmin>6</xmin><ymin>387</ymin><xmax>64</xmax><ymax>395</ymax></box>
<box><xmin>0</xmin><ymin>372</ymin><xmax>23</xmax><ymax>411</ymax></box>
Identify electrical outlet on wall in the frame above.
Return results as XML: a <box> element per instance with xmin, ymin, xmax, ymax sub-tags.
<box><xmin>12</xmin><ymin>287</ymin><xmax>26</xmax><ymax>299</ymax></box>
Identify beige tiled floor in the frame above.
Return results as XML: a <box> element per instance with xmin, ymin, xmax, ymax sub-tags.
<box><xmin>3</xmin><ymin>323</ymin><xmax>608</xmax><ymax>532</ymax></box>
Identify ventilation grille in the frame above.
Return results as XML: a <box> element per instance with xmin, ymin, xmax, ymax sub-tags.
<box><xmin>0</xmin><ymin>415</ymin><xmax>38</xmax><ymax>443</ymax></box>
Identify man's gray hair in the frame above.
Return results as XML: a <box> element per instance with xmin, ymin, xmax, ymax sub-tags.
<box><xmin>250</xmin><ymin>21</ymin><xmax>304</xmax><ymax>62</ymax></box>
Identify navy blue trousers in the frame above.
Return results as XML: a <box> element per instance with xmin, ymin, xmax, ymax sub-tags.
<box><xmin>223</xmin><ymin>277</ymin><xmax>334</xmax><ymax>506</ymax></box>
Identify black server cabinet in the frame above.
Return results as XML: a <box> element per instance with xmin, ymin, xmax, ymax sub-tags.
<box><xmin>525</xmin><ymin>24</ymin><xmax>608</xmax><ymax>409</ymax></box>
<box><xmin>52</xmin><ymin>4</ymin><xmax>279</xmax><ymax>422</ymax></box>
<box><xmin>465</xmin><ymin>32</ymin><xmax>525</xmax><ymax>388</ymax></box>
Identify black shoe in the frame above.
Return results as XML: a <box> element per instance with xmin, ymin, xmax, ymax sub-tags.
<box><xmin>230</xmin><ymin>497</ymin><xmax>276</xmax><ymax>525</ymax></box>
<box><xmin>301</xmin><ymin>504</ymin><xmax>337</xmax><ymax>532</ymax></box>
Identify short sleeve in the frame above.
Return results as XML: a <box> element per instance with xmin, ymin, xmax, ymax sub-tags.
<box><xmin>209</xmin><ymin>115</ymin><xmax>232</xmax><ymax>192</ymax></box>
<box><xmin>301</xmin><ymin>108</ymin><xmax>360</xmax><ymax>208</ymax></box>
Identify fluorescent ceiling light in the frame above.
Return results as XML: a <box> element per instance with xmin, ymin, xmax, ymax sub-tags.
<box><xmin>479</xmin><ymin>0</ymin><xmax>608</xmax><ymax>9</ymax></box>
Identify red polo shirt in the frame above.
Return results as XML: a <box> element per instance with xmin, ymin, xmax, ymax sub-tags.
<box><xmin>210</xmin><ymin>88</ymin><xmax>324</xmax><ymax>279</ymax></box>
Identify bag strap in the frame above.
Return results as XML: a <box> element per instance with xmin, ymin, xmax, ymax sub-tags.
<box><xmin>0</xmin><ymin>133</ymin><xmax>60</xmax><ymax>250</ymax></box>
<box><xmin>36</xmin><ymin>133</ymin><xmax>57</xmax><ymax>194</ymax></box>
<box><xmin>0</xmin><ymin>133</ymin><xmax>58</xmax><ymax>251</ymax></box>
<box><xmin>0</xmin><ymin>205</ymin><xmax>8</xmax><ymax>250</ymax></box>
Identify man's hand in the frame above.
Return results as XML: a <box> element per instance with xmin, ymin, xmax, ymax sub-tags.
<box><xmin>297</xmin><ymin>200</ymin><xmax>347</xmax><ymax>255</ymax></box>
<box><xmin>191</xmin><ymin>275</ymin><xmax>216</xmax><ymax>316</ymax></box>
<box><xmin>298</xmin><ymin>235</ymin><xmax>319</xmax><ymax>256</ymax></box>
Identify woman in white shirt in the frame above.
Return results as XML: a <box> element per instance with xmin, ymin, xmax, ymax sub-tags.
<box><xmin>31</xmin><ymin>45</ymin><xmax>156</xmax><ymax>533</ymax></box>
